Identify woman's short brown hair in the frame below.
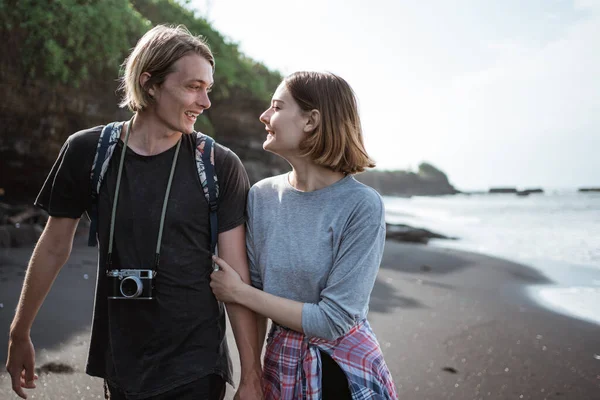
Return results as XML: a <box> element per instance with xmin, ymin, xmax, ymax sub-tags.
<box><xmin>284</xmin><ymin>71</ymin><xmax>375</xmax><ymax>174</ymax></box>
<box><xmin>119</xmin><ymin>24</ymin><xmax>214</xmax><ymax>112</ymax></box>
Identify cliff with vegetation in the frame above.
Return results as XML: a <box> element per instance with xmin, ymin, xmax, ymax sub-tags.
<box><xmin>0</xmin><ymin>0</ymin><xmax>287</xmax><ymax>203</ymax></box>
<box><xmin>0</xmin><ymin>1</ymin><xmax>457</xmax><ymax>204</ymax></box>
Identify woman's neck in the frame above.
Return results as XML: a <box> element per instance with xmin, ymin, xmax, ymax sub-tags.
<box><xmin>287</xmin><ymin>159</ymin><xmax>346</xmax><ymax>192</ymax></box>
<box><xmin>123</xmin><ymin>112</ymin><xmax>182</xmax><ymax>156</ymax></box>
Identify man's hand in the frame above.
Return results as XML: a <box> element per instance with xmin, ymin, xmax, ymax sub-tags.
<box><xmin>234</xmin><ymin>371</ymin><xmax>263</xmax><ymax>400</ymax></box>
<box><xmin>6</xmin><ymin>334</ymin><xmax>38</xmax><ymax>399</ymax></box>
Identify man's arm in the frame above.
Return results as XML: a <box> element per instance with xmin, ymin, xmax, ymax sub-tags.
<box><xmin>256</xmin><ymin>315</ymin><xmax>268</xmax><ymax>357</ymax></box>
<box><xmin>218</xmin><ymin>225</ymin><xmax>262</xmax><ymax>396</ymax></box>
<box><xmin>6</xmin><ymin>216</ymin><xmax>79</xmax><ymax>399</ymax></box>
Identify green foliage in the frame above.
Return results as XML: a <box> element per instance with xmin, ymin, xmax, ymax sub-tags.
<box><xmin>0</xmin><ymin>0</ymin><xmax>280</xmax><ymax>102</ymax></box>
<box><xmin>1</xmin><ymin>0</ymin><xmax>148</xmax><ymax>86</ymax></box>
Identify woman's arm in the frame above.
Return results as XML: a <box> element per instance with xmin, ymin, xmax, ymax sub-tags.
<box><xmin>211</xmin><ymin>220</ymin><xmax>386</xmax><ymax>340</ymax></box>
<box><xmin>301</xmin><ymin>221</ymin><xmax>386</xmax><ymax>340</ymax></box>
<box><xmin>211</xmin><ymin>257</ymin><xmax>304</xmax><ymax>332</ymax></box>
<box><xmin>212</xmin><ymin>189</ymin><xmax>387</xmax><ymax>341</ymax></box>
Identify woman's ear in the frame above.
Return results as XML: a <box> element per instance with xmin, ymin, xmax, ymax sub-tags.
<box><xmin>304</xmin><ymin>109</ymin><xmax>321</xmax><ymax>133</ymax></box>
<box><xmin>139</xmin><ymin>72</ymin><xmax>155</xmax><ymax>97</ymax></box>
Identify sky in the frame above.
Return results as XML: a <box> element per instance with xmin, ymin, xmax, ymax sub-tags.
<box><xmin>190</xmin><ymin>0</ymin><xmax>599</xmax><ymax>190</ymax></box>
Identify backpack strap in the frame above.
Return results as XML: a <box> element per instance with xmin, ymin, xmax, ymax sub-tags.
<box><xmin>88</xmin><ymin>122</ymin><xmax>122</xmax><ymax>247</ymax></box>
<box><xmin>194</xmin><ymin>132</ymin><xmax>219</xmax><ymax>254</ymax></box>
<box><xmin>87</xmin><ymin>125</ymin><xmax>219</xmax><ymax>253</ymax></box>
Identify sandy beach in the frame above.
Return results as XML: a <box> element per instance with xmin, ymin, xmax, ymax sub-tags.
<box><xmin>1</xmin><ymin>234</ymin><xmax>599</xmax><ymax>400</ymax></box>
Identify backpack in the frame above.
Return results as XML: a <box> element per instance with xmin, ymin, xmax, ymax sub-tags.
<box><xmin>87</xmin><ymin>121</ymin><xmax>219</xmax><ymax>255</ymax></box>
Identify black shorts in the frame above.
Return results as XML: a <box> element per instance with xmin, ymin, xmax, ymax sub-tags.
<box><xmin>320</xmin><ymin>350</ymin><xmax>351</xmax><ymax>399</ymax></box>
<box><xmin>104</xmin><ymin>374</ymin><xmax>226</xmax><ymax>400</ymax></box>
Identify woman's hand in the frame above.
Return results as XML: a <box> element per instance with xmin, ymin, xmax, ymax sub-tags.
<box><xmin>210</xmin><ymin>255</ymin><xmax>246</xmax><ymax>303</ymax></box>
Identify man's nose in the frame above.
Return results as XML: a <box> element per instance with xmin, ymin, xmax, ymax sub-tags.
<box><xmin>197</xmin><ymin>91</ymin><xmax>211</xmax><ymax>110</ymax></box>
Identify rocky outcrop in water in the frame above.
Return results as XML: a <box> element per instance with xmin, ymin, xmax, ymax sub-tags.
<box><xmin>386</xmin><ymin>223</ymin><xmax>457</xmax><ymax>244</ymax></box>
<box><xmin>355</xmin><ymin>163</ymin><xmax>459</xmax><ymax>197</ymax></box>
<box><xmin>579</xmin><ymin>187</ymin><xmax>600</xmax><ymax>192</ymax></box>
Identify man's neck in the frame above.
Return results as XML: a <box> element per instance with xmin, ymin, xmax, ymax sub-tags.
<box><xmin>123</xmin><ymin>113</ymin><xmax>183</xmax><ymax>156</ymax></box>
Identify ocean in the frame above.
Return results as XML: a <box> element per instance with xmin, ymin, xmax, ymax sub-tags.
<box><xmin>383</xmin><ymin>191</ymin><xmax>600</xmax><ymax>325</ymax></box>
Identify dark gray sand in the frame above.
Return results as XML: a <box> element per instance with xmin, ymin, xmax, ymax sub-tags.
<box><xmin>1</xmin><ymin>238</ymin><xmax>598</xmax><ymax>399</ymax></box>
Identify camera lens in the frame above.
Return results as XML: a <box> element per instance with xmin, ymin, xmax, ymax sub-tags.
<box><xmin>120</xmin><ymin>276</ymin><xmax>143</xmax><ymax>298</ymax></box>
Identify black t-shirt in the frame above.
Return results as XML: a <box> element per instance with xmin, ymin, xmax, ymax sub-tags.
<box><xmin>35</xmin><ymin>125</ymin><xmax>250</xmax><ymax>399</ymax></box>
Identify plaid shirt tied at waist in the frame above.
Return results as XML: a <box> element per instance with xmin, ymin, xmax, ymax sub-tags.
<box><xmin>262</xmin><ymin>319</ymin><xmax>398</xmax><ymax>399</ymax></box>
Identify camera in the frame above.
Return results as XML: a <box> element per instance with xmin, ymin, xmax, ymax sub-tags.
<box><xmin>106</xmin><ymin>269</ymin><xmax>155</xmax><ymax>300</ymax></box>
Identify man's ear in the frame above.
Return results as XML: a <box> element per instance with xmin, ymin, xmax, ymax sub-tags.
<box><xmin>304</xmin><ymin>109</ymin><xmax>321</xmax><ymax>133</ymax></box>
<box><xmin>139</xmin><ymin>72</ymin><xmax>155</xmax><ymax>97</ymax></box>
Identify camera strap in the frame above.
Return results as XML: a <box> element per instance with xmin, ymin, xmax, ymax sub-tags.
<box><xmin>106</xmin><ymin>116</ymin><xmax>182</xmax><ymax>272</ymax></box>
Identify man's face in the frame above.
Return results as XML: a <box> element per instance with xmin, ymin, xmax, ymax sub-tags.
<box><xmin>150</xmin><ymin>53</ymin><xmax>213</xmax><ymax>134</ymax></box>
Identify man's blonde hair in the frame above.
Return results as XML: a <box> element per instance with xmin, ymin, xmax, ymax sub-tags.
<box><xmin>285</xmin><ymin>71</ymin><xmax>375</xmax><ymax>174</ymax></box>
<box><xmin>119</xmin><ymin>25</ymin><xmax>214</xmax><ymax>112</ymax></box>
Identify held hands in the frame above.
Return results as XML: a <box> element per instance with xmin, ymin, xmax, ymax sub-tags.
<box><xmin>6</xmin><ymin>335</ymin><xmax>39</xmax><ymax>399</ymax></box>
<box><xmin>234</xmin><ymin>372</ymin><xmax>264</xmax><ymax>400</ymax></box>
<box><xmin>210</xmin><ymin>256</ymin><xmax>245</xmax><ymax>303</ymax></box>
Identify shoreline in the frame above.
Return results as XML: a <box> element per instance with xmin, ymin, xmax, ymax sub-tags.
<box><xmin>1</xmin><ymin>238</ymin><xmax>599</xmax><ymax>399</ymax></box>
<box><xmin>424</xmin><ymin>237</ymin><xmax>600</xmax><ymax>327</ymax></box>
<box><xmin>371</xmin><ymin>240</ymin><xmax>600</xmax><ymax>399</ymax></box>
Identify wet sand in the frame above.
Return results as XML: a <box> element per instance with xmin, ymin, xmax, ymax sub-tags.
<box><xmin>1</xmin><ymin>236</ymin><xmax>599</xmax><ymax>399</ymax></box>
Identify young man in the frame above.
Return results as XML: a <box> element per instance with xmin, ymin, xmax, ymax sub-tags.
<box><xmin>6</xmin><ymin>25</ymin><xmax>262</xmax><ymax>400</ymax></box>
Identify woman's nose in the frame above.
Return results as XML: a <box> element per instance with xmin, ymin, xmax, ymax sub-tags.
<box><xmin>259</xmin><ymin>109</ymin><xmax>270</xmax><ymax>124</ymax></box>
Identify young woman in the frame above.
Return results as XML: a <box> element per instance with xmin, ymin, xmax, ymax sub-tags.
<box><xmin>210</xmin><ymin>71</ymin><xmax>398</xmax><ymax>399</ymax></box>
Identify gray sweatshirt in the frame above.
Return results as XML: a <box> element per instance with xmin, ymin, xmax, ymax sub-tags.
<box><xmin>246</xmin><ymin>173</ymin><xmax>386</xmax><ymax>340</ymax></box>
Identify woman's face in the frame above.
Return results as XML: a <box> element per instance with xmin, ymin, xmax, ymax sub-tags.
<box><xmin>259</xmin><ymin>83</ymin><xmax>309</xmax><ymax>157</ymax></box>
